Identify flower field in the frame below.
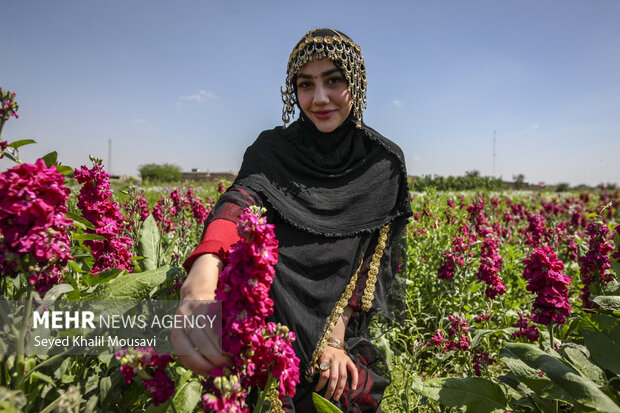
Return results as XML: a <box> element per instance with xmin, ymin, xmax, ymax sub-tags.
<box><xmin>2</xmin><ymin>88</ymin><xmax>620</xmax><ymax>412</ymax></box>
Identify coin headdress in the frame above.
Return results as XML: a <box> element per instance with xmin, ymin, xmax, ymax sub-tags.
<box><xmin>281</xmin><ymin>28</ymin><xmax>367</xmax><ymax>128</ymax></box>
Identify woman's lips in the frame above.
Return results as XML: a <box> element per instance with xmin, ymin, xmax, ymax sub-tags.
<box><xmin>313</xmin><ymin>110</ymin><xmax>334</xmax><ymax>120</ymax></box>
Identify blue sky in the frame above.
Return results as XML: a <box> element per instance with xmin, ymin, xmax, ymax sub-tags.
<box><xmin>2</xmin><ymin>0</ymin><xmax>619</xmax><ymax>186</ymax></box>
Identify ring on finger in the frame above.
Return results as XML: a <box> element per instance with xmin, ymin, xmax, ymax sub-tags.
<box><xmin>319</xmin><ymin>361</ymin><xmax>330</xmax><ymax>371</ymax></box>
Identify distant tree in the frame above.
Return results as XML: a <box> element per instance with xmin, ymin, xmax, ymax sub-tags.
<box><xmin>138</xmin><ymin>163</ymin><xmax>182</xmax><ymax>182</ymax></box>
<box><xmin>513</xmin><ymin>174</ymin><xmax>526</xmax><ymax>190</ymax></box>
<box><xmin>556</xmin><ymin>182</ymin><xmax>571</xmax><ymax>192</ymax></box>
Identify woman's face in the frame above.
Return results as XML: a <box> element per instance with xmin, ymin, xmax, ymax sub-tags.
<box><xmin>296</xmin><ymin>57</ymin><xmax>353</xmax><ymax>133</ymax></box>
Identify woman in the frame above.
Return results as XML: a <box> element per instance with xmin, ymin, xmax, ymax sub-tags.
<box><xmin>173</xmin><ymin>28</ymin><xmax>412</xmax><ymax>412</ymax></box>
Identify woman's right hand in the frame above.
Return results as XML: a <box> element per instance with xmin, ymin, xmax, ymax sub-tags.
<box><xmin>171</xmin><ymin>254</ymin><xmax>232</xmax><ymax>377</ymax></box>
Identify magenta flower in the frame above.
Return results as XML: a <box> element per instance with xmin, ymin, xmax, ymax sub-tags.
<box><xmin>523</xmin><ymin>213</ymin><xmax>549</xmax><ymax>248</ymax></box>
<box><xmin>0</xmin><ymin>88</ymin><xmax>19</xmax><ymax>121</ymax></box>
<box><xmin>430</xmin><ymin>314</ymin><xmax>471</xmax><ymax>353</ymax></box>
<box><xmin>74</xmin><ymin>160</ymin><xmax>133</xmax><ymax>274</ymax></box>
<box><xmin>115</xmin><ymin>347</ymin><xmax>174</xmax><ymax>406</ymax></box>
<box><xmin>512</xmin><ymin>311</ymin><xmax>539</xmax><ymax>342</ymax></box>
<box><xmin>522</xmin><ymin>246</ymin><xmax>572</xmax><ymax>325</ymax></box>
<box><xmin>580</xmin><ymin>222</ymin><xmax>615</xmax><ymax>308</ymax></box>
<box><xmin>476</xmin><ymin>234</ymin><xmax>506</xmax><ymax>299</ymax></box>
<box><xmin>472</xmin><ymin>352</ymin><xmax>496</xmax><ymax>377</ymax></box>
<box><xmin>0</xmin><ymin>159</ymin><xmax>73</xmax><ymax>294</ymax></box>
<box><xmin>202</xmin><ymin>207</ymin><xmax>300</xmax><ymax>411</ymax></box>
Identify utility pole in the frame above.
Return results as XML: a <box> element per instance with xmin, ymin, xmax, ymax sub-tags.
<box><xmin>492</xmin><ymin>131</ymin><xmax>496</xmax><ymax>177</ymax></box>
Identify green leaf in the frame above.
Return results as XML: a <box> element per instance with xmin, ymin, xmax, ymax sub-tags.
<box><xmin>7</xmin><ymin>139</ymin><xmax>36</xmax><ymax>149</ymax></box>
<box><xmin>55</xmin><ymin>164</ymin><xmax>74</xmax><ymax>176</ymax></box>
<box><xmin>312</xmin><ymin>392</ymin><xmax>342</xmax><ymax>413</ymax></box>
<box><xmin>584</xmin><ymin>331</ymin><xmax>620</xmax><ymax>376</ymax></box>
<box><xmin>1</xmin><ymin>152</ymin><xmax>18</xmax><ymax>162</ymax></box>
<box><xmin>29</xmin><ymin>371</ymin><xmax>55</xmax><ymax>386</ymax></box>
<box><xmin>561</xmin><ymin>344</ymin><xmax>606</xmax><ymax>387</ymax></box>
<box><xmin>592</xmin><ymin>295</ymin><xmax>620</xmax><ymax>312</ymax></box>
<box><xmin>67</xmin><ymin>260</ymin><xmax>85</xmax><ymax>274</ymax></box>
<box><xmin>138</xmin><ymin>214</ymin><xmax>160</xmax><ymax>271</ymax></box>
<box><xmin>72</xmin><ymin>233</ymin><xmax>107</xmax><ymax>241</ymax></box>
<box><xmin>41</xmin><ymin>151</ymin><xmax>58</xmax><ymax>167</ymax></box>
<box><xmin>82</xmin><ymin>265</ymin><xmax>171</xmax><ymax>300</ymax></box>
<box><xmin>499</xmin><ymin>347</ymin><xmax>573</xmax><ymax>403</ymax></box>
<box><xmin>169</xmin><ymin>380</ymin><xmax>202</xmax><ymax>413</ymax></box>
<box><xmin>99</xmin><ymin>376</ymin><xmax>112</xmax><ymax>405</ymax></box>
<box><xmin>66</xmin><ymin>212</ymin><xmax>96</xmax><ymax>230</ymax></box>
<box><xmin>505</xmin><ymin>342</ymin><xmax>620</xmax><ymax>412</ymax></box>
<box><xmin>83</xmin><ymin>395</ymin><xmax>98</xmax><ymax>413</ymax></box>
<box><xmin>417</xmin><ymin>377</ymin><xmax>508</xmax><ymax>413</ymax></box>
<box><xmin>40</xmin><ymin>283</ymin><xmax>74</xmax><ymax>303</ymax></box>
<box><xmin>82</xmin><ymin>268</ymin><xmax>124</xmax><ymax>286</ymax></box>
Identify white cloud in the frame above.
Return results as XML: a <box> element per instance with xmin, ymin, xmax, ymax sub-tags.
<box><xmin>392</xmin><ymin>100</ymin><xmax>405</xmax><ymax>108</ymax></box>
<box><xmin>530</xmin><ymin>123</ymin><xmax>540</xmax><ymax>129</ymax></box>
<box><xmin>177</xmin><ymin>90</ymin><xmax>219</xmax><ymax>106</ymax></box>
<box><xmin>413</xmin><ymin>155</ymin><xmax>422</xmax><ymax>162</ymax></box>
<box><xmin>132</xmin><ymin>118</ymin><xmax>147</xmax><ymax>124</ymax></box>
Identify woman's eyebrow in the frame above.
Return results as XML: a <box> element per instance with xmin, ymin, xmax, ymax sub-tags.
<box><xmin>297</xmin><ymin>68</ymin><xmax>342</xmax><ymax>79</ymax></box>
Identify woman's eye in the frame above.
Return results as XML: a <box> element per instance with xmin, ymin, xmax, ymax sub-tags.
<box><xmin>297</xmin><ymin>81</ymin><xmax>311</xmax><ymax>89</ymax></box>
<box><xmin>327</xmin><ymin>76</ymin><xmax>344</xmax><ymax>85</ymax></box>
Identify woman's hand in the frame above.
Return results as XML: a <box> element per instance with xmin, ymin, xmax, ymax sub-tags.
<box><xmin>315</xmin><ymin>345</ymin><xmax>359</xmax><ymax>401</ymax></box>
<box><xmin>172</xmin><ymin>254</ymin><xmax>231</xmax><ymax>377</ymax></box>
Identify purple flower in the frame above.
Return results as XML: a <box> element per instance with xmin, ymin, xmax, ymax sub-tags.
<box><xmin>115</xmin><ymin>347</ymin><xmax>175</xmax><ymax>406</ymax></box>
<box><xmin>512</xmin><ymin>311</ymin><xmax>539</xmax><ymax>342</ymax></box>
<box><xmin>522</xmin><ymin>246</ymin><xmax>572</xmax><ymax>325</ymax></box>
<box><xmin>203</xmin><ymin>206</ymin><xmax>299</xmax><ymax>410</ymax></box>
<box><xmin>0</xmin><ymin>159</ymin><xmax>74</xmax><ymax>294</ymax></box>
<box><xmin>580</xmin><ymin>222</ymin><xmax>615</xmax><ymax>308</ymax></box>
<box><xmin>74</xmin><ymin>161</ymin><xmax>133</xmax><ymax>274</ymax></box>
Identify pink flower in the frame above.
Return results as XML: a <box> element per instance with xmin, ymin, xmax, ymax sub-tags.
<box><xmin>512</xmin><ymin>311</ymin><xmax>539</xmax><ymax>342</ymax></box>
<box><xmin>472</xmin><ymin>352</ymin><xmax>496</xmax><ymax>376</ymax></box>
<box><xmin>74</xmin><ymin>161</ymin><xmax>133</xmax><ymax>274</ymax></box>
<box><xmin>580</xmin><ymin>222</ymin><xmax>616</xmax><ymax>308</ymax></box>
<box><xmin>522</xmin><ymin>246</ymin><xmax>572</xmax><ymax>325</ymax></box>
<box><xmin>431</xmin><ymin>315</ymin><xmax>470</xmax><ymax>353</ymax></box>
<box><xmin>522</xmin><ymin>213</ymin><xmax>549</xmax><ymax>248</ymax></box>
<box><xmin>476</xmin><ymin>234</ymin><xmax>506</xmax><ymax>299</ymax></box>
<box><xmin>0</xmin><ymin>159</ymin><xmax>73</xmax><ymax>294</ymax></box>
<box><xmin>115</xmin><ymin>347</ymin><xmax>175</xmax><ymax>406</ymax></box>
<box><xmin>0</xmin><ymin>88</ymin><xmax>19</xmax><ymax>121</ymax></box>
<box><xmin>202</xmin><ymin>207</ymin><xmax>299</xmax><ymax>410</ymax></box>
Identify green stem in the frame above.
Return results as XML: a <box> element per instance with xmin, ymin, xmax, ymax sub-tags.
<box><xmin>39</xmin><ymin>396</ymin><xmax>60</xmax><ymax>413</ymax></box>
<box><xmin>15</xmin><ymin>287</ymin><xmax>33</xmax><ymax>388</ymax></box>
<box><xmin>253</xmin><ymin>373</ymin><xmax>275</xmax><ymax>413</ymax></box>
<box><xmin>548</xmin><ymin>323</ymin><xmax>555</xmax><ymax>351</ymax></box>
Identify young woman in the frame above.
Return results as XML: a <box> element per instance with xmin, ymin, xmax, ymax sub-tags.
<box><xmin>173</xmin><ymin>28</ymin><xmax>412</xmax><ymax>412</ymax></box>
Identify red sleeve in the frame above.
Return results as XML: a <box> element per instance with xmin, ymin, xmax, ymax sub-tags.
<box><xmin>182</xmin><ymin>219</ymin><xmax>241</xmax><ymax>272</ymax></box>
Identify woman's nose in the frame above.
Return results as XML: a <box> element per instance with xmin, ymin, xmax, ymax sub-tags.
<box><xmin>313</xmin><ymin>84</ymin><xmax>329</xmax><ymax>105</ymax></box>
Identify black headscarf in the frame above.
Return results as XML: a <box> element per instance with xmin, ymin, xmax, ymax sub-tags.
<box><xmin>232</xmin><ymin>112</ymin><xmax>411</xmax><ymax>237</ymax></box>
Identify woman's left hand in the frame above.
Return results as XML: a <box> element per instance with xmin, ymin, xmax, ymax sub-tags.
<box><xmin>315</xmin><ymin>345</ymin><xmax>359</xmax><ymax>401</ymax></box>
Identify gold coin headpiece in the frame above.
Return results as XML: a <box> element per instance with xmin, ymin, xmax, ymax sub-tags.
<box><xmin>281</xmin><ymin>28</ymin><xmax>367</xmax><ymax>129</ymax></box>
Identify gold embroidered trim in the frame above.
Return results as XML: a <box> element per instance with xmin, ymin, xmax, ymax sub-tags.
<box><xmin>306</xmin><ymin>255</ymin><xmax>364</xmax><ymax>382</ymax></box>
<box><xmin>305</xmin><ymin>223</ymin><xmax>390</xmax><ymax>381</ymax></box>
<box><xmin>361</xmin><ymin>224</ymin><xmax>391</xmax><ymax>311</ymax></box>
